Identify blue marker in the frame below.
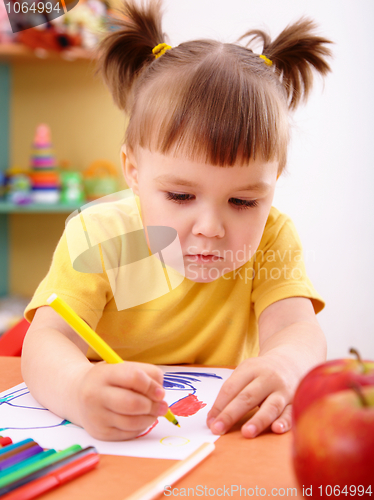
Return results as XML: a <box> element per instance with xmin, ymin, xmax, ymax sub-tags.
<box><xmin>0</xmin><ymin>439</ymin><xmax>34</xmax><ymax>457</ymax></box>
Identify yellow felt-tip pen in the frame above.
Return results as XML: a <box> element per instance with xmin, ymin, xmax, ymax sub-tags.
<box><xmin>46</xmin><ymin>293</ymin><xmax>180</xmax><ymax>428</ymax></box>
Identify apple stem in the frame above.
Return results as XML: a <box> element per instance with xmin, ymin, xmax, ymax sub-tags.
<box><xmin>350</xmin><ymin>382</ymin><xmax>369</xmax><ymax>407</ymax></box>
<box><xmin>349</xmin><ymin>347</ymin><xmax>367</xmax><ymax>374</ymax></box>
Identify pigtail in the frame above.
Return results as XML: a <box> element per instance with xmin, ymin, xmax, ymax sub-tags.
<box><xmin>240</xmin><ymin>17</ymin><xmax>333</xmax><ymax>110</ymax></box>
<box><xmin>97</xmin><ymin>0</ymin><xmax>167</xmax><ymax>111</ymax></box>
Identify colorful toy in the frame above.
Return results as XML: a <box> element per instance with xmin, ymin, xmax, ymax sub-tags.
<box><xmin>0</xmin><ymin>171</ymin><xmax>6</xmax><ymax>199</ymax></box>
<box><xmin>30</xmin><ymin>124</ymin><xmax>60</xmax><ymax>204</ymax></box>
<box><xmin>17</xmin><ymin>25</ymin><xmax>82</xmax><ymax>53</ymax></box>
<box><xmin>83</xmin><ymin>160</ymin><xmax>119</xmax><ymax>201</ymax></box>
<box><xmin>52</xmin><ymin>0</ymin><xmax>108</xmax><ymax>49</ymax></box>
<box><xmin>60</xmin><ymin>171</ymin><xmax>85</xmax><ymax>204</ymax></box>
<box><xmin>6</xmin><ymin>173</ymin><xmax>32</xmax><ymax>205</ymax></box>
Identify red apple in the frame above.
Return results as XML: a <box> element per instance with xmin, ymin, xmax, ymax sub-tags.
<box><xmin>292</xmin><ymin>348</ymin><xmax>374</xmax><ymax>423</ymax></box>
<box><xmin>292</xmin><ymin>385</ymin><xmax>374</xmax><ymax>499</ymax></box>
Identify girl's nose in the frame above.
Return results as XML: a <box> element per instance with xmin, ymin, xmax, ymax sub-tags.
<box><xmin>192</xmin><ymin>210</ymin><xmax>225</xmax><ymax>238</ymax></box>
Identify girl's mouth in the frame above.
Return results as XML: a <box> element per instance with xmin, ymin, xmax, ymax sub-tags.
<box><xmin>185</xmin><ymin>254</ymin><xmax>222</xmax><ymax>263</ymax></box>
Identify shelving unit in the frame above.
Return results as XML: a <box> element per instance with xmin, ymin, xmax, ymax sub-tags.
<box><xmin>0</xmin><ymin>43</ymin><xmax>96</xmax><ymax>62</ymax></box>
<box><xmin>0</xmin><ymin>43</ymin><xmax>97</xmax><ymax>297</ymax></box>
<box><xmin>0</xmin><ymin>201</ymin><xmax>83</xmax><ymax>213</ymax></box>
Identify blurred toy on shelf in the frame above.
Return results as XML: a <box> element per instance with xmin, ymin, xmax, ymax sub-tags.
<box><xmin>30</xmin><ymin>123</ymin><xmax>60</xmax><ymax>204</ymax></box>
<box><xmin>83</xmin><ymin>159</ymin><xmax>119</xmax><ymax>201</ymax></box>
<box><xmin>0</xmin><ymin>171</ymin><xmax>6</xmax><ymax>199</ymax></box>
<box><xmin>53</xmin><ymin>0</ymin><xmax>108</xmax><ymax>49</ymax></box>
<box><xmin>6</xmin><ymin>170</ymin><xmax>32</xmax><ymax>205</ymax></box>
<box><xmin>60</xmin><ymin>171</ymin><xmax>85</xmax><ymax>204</ymax></box>
<box><xmin>14</xmin><ymin>0</ymin><xmax>111</xmax><ymax>53</ymax></box>
<box><xmin>1</xmin><ymin>0</ymin><xmax>124</xmax><ymax>56</ymax></box>
<box><xmin>17</xmin><ymin>23</ymin><xmax>82</xmax><ymax>53</ymax></box>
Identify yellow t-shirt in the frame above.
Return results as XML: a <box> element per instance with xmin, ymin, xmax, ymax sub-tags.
<box><xmin>25</xmin><ymin>198</ymin><xmax>324</xmax><ymax>366</ymax></box>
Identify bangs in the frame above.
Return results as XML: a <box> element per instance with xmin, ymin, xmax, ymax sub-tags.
<box><xmin>126</xmin><ymin>42</ymin><xmax>290</xmax><ymax>170</ymax></box>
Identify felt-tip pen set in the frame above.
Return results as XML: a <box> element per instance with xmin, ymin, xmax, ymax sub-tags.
<box><xmin>0</xmin><ymin>435</ymin><xmax>99</xmax><ymax>499</ymax></box>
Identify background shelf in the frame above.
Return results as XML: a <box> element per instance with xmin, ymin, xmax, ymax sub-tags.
<box><xmin>0</xmin><ymin>201</ymin><xmax>82</xmax><ymax>213</ymax></box>
<box><xmin>0</xmin><ymin>37</ymin><xmax>124</xmax><ymax>298</ymax></box>
<box><xmin>0</xmin><ymin>43</ymin><xmax>97</xmax><ymax>62</ymax></box>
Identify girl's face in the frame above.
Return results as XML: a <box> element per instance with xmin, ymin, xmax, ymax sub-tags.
<box><xmin>123</xmin><ymin>147</ymin><xmax>278</xmax><ymax>283</ymax></box>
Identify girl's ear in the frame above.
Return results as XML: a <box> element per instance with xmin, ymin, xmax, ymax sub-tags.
<box><xmin>121</xmin><ymin>145</ymin><xmax>139</xmax><ymax>194</ymax></box>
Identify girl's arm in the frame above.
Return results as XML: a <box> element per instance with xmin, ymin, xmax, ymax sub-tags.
<box><xmin>206</xmin><ymin>297</ymin><xmax>327</xmax><ymax>438</ymax></box>
<box><xmin>21</xmin><ymin>306</ymin><xmax>169</xmax><ymax>441</ymax></box>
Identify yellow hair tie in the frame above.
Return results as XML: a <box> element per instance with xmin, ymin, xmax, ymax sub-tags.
<box><xmin>152</xmin><ymin>43</ymin><xmax>172</xmax><ymax>59</ymax></box>
<box><xmin>259</xmin><ymin>54</ymin><xmax>273</xmax><ymax>67</ymax></box>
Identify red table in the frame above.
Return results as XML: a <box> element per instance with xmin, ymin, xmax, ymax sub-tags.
<box><xmin>0</xmin><ymin>357</ymin><xmax>300</xmax><ymax>499</ymax></box>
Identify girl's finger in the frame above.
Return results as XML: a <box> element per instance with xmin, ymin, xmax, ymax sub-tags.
<box><xmin>109</xmin><ymin>412</ymin><xmax>159</xmax><ymax>433</ymax></box>
<box><xmin>208</xmin><ymin>376</ymin><xmax>267</xmax><ymax>435</ymax></box>
<box><xmin>88</xmin><ymin>414</ymin><xmax>159</xmax><ymax>442</ymax></box>
<box><xmin>270</xmin><ymin>403</ymin><xmax>293</xmax><ymax>434</ymax></box>
<box><xmin>206</xmin><ymin>364</ymin><xmax>256</xmax><ymax>425</ymax></box>
<box><xmin>103</xmin><ymin>363</ymin><xmax>165</xmax><ymax>402</ymax></box>
<box><xmin>103</xmin><ymin>386</ymin><xmax>169</xmax><ymax>416</ymax></box>
<box><xmin>131</xmin><ymin>362</ymin><xmax>165</xmax><ymax>386</ymax></box>
<box><xmin>241</xmin><ymin>393</ymin><xmax>288</xmax><ymax>438</ymax></box>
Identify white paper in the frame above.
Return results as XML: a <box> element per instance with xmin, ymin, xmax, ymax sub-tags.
<box><xmin>0</xmin><ymin>366</ymin><xmax>233</xmax><ymax>460</ymax></box>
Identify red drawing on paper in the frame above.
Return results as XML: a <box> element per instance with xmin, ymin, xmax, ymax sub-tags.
<box><xmin>170</xmin><ymin>394</ymin><xmax>207</xmax><ymax>417</ymax></box>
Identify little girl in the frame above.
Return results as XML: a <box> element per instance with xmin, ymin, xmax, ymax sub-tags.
<box><xmin>22</xmin><ymin>0</ymin><xmax>332</xmax><ymax>441</ymax></box>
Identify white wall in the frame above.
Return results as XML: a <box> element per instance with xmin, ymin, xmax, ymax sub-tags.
<box><xmin>161</xmin><ymin>0</ymin><xmax>374</xmax><ymax>359</ymax></box>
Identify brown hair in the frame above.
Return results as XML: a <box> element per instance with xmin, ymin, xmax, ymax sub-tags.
<box><xmin>98</xmin><ymin>0</ymin><xmax>333</xmax><ymax>172</ymax></box>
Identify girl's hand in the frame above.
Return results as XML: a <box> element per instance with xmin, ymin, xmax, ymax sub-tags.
<box><xmin>75</xmin><ymin>361</ymin><xmax>169</xmax><ymax>441</ymax></box>
<box><xmin>206</xmin><ymin>354</ymin><xmax>296</xmax><ymax>438</ymax></box>
<box><xmin>207</xmin><ymin>298</ymin><xmax>326</xmax><ymax>438</ymax></box>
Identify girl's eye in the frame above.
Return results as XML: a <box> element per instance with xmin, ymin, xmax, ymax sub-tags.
<box><xmin>165</xmin><ymin>192</ymin><xmax>258</xmax><ymax>209</ymax></box>
<box><xmin>229</xmin><ymin>198</ymin><xmax>258</xmax><ymax>210</ymax></box>
<box><xmin>165</xmin><ymin>192</ymin><xmax>194</xmax><ymax>203</ymax></box>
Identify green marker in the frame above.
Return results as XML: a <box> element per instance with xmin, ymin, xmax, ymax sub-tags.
<box><xmin>0</xmin><ymin>444</ymin><xmax>81</xmax><ymax>488</ymax></box>
<box><xmin>0</xmin><ymin>450</ymin><xmax>55</xmax><ymax>478</ymax></box>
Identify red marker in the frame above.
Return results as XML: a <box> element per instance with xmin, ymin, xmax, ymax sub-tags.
<box><xmin>2</xmin><ymin>453</ymin><xmax>99</xmax><ymax>499</ymax></box>
<box><xmin>0</xmin><ymin>437</ymin><xmax>12</xmax><ymax>448</ymax></box>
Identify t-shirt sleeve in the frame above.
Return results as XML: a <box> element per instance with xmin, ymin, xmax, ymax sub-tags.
<box><xmin>250</xmin><ymin>208</ymin><xmax>325</xmax><ymax>320</ymax></box>
<box><xmin>24</xmin><ymin>214</ymin><xmax>113</xmax><ymax>330</ymax></box>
